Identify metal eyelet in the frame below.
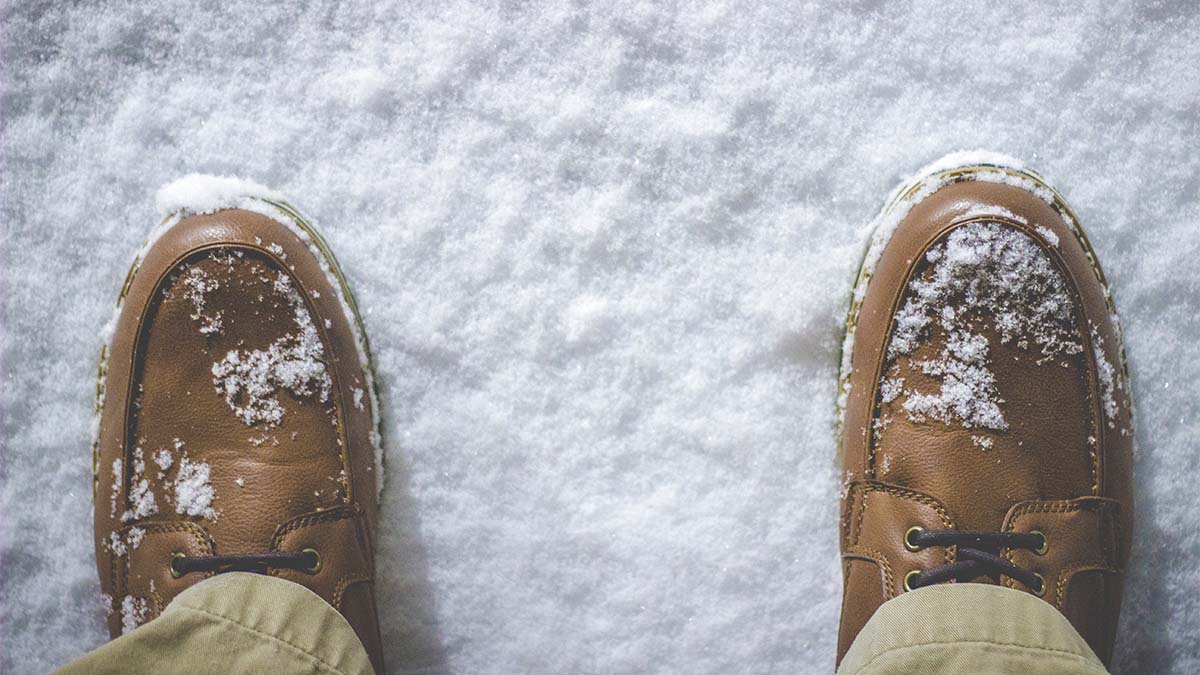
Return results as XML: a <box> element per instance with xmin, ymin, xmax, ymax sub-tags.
<box><xmin>301</xmin><ymin>548</ymin><xmax>322</xmax><ymax>574</ymax></box>
<box><xmin>1030</xmin><ymin>530</ymin><xmax>1048</xmax><ymax>555</ymax></box>
<box><xmin>1032</xmin><ymin>572</ymin><xmax>1046</xmax><ymax>597</ymax></box>
<box><xmin>170</xmin><ymin>552</ymin><xmax>186</xmax><ymax>579</ymax></box>
<box><xmin>903</xmin><ymin>570</ymin><xmax>921</xmax><ymax>592</ymax></box>
<box><xmin>904</xmin><ymin>526</ymin><xmax>924</xmax><ymax>552</ymax></box>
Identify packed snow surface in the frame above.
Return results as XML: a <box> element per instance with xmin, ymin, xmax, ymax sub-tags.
<box><xmin>2</xmin><ymin>3</ymin><xmax>1199</xmax><ymax>674</ymax></box>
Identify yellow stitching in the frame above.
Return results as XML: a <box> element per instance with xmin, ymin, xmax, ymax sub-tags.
<box><xmin>853</xmin><ymin>485</ymin><xmax>869</xmax><ymax>547</ymax></box>
<box><xmin>271</xmin><ymin>505</ymin><xmax>362</xmax><ymax>547</ymax></box>
<box><xmin>843</xmin><ymin>546</ymin><xmax>897</xmax><ymax>598</ymax></box>
<box><xmin>115</xmin><ymin>523</ymin><xmax>214</xmax><ymax>613</ymax></box>
<box><xmin>853</xmin><ymin>483</ymin><xmax>955</xmax><ymax>566</ymax></box>
<box><xmin>1002</xmin><ymin>500</ymin><xmax>1121</xmax><ymax>577</ymax></box>
<box><xmin>1005</xmin><ymin>498</ymin><xmax>1116</xmax><ymax>524</ymax></box>
<box><xmin>841</xmin><ymin>483</ymin><xmax>864</xmax><ymax>543</ymax></box>
<box><xmin>861</xmin><ymin>482</ymin><xmax>953</xmax><ymax>526</ymax></box>
<box><xmin>332</xmin><ymin>574</ymin><xmax>372</xmax><ymax>609</ymax></box>
<box><xmin>1055</xmin><ymin>561</ymin><xmax>1118</xmax><ymax>611</ymax></box>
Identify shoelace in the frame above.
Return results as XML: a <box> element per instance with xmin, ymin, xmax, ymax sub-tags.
<box><xmin>171</xmin><ymin>549</ymin><xmax>320</xmax><ymax>577</ymax></box>
<box><xmin>905</xmin><ymin>529</ymin><xmax>1046</xmax><ymax>593</ymax></box>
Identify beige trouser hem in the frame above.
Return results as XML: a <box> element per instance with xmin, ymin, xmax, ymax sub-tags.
<box><xmin>56</xmin><ymin>572</ymin><xmax>373</xmax><ymax>675</ymax></box>
<box><xmin>58</xmin><ymin>573</ymin><xmax>1111</xmax><ymax>674</ymax></box>
<box><xmin>838</xmin><ymin>583</ymin><xmax>1111</xmax><ymax>675</ymax></box>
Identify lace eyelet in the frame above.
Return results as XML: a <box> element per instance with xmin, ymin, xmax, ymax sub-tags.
<box><xmin>903</xmin><ymin>569</ymin><xmax>922</xmax><ymax>592</ymax></box>
<box><xmin>1031</xmin><ymin>572</ymin><xmax>1046</xmax><ymax>597</ymax></box>
<box><xmin>1030</xmin><ymin>530</ymin><xmax>1048</xmax><ymax>555</ymax></box>
<box><xmin>170</xmin><ymin>552</ymin><xmax>186</xmax><ymax>579</ymax></box>
<box><xmin>301</xmin><ymin>548</ymin><xmax>322</xmax><ymax>574</ymax></box>
<box><xmin>904</xmin><ymin>526</ymin><xmax>924</xmax><ymax>552</ymax></box>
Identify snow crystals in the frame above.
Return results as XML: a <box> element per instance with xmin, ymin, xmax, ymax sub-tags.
<box><xmin>210</xmin><ymin>271</ymin><xmax>332</xmax><ymax>426</ymax></box>
<box><xmin>883</xmin><ymin>221</ymin><xmax>1082</xmax><ymax>432</ymax></box>
<box><xmin>154</xmin><ymin>174</ymin><xmax>283</xmax><ymax>217</ymax></box>
<box><xmin>174</xmin><ymin>458</ymin><xmax>217</xmax><ymax>520</ymax></box>
<box><xmin>154</xmin><ymin>448</ymin><xmax>173</xmax><ymax>478</ymax></box>
<box><xmin>99</xmin><ymin>593</ymin><xmax>114</xmax><ymax>618</ymax></box>
<box><xmin>110</xmin><ymin>437</ymin><xmax>218</xmax><ymax>539</ymax></box>
<box><xmin>180</xmin><ymin>266</ymin><xmax>223</xmax><ymax>335</ymax></box>
<box><xmin>1035</xmin><ymin>225</ymin><xmax>1060</xmax><ymax>248</ymax></box>
<box><xmin>108</xmin><ymin>526</ymin><xmax>147</xmax><ymax>558</ymax></box>
<box><xmin>109</xmin><ymin>459</ymin><xmax>122</xmax><ymax>518</ymax></box>
<box><xmin>122</xmin><ymin>448</ymin><xmax>158</xmax><ymax>523</ymax></box>
<box><xmin>107</xmin><ymin>531</ymin><xmax>126</xmax><ymax>557</ymax></box>
<box><xmin>902</xmin><ymin>330</ymin><xmax>1008</xmax><ymax>431</ymax></box>
<box><xmin>1091</xmin><ymin>322</ymin><xmax>1127</xmax><ymax>432</ymax></box>
<box><xmin>120</xmin><ymin>595</ymin><xmax>150</xmax><ymax>635</ymax></box>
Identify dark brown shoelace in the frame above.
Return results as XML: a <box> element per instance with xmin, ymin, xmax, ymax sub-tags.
<box><xmin>171</xmin><ymin>550</ymin><xmax>319</xmax><ymax>577</ymax></box>
<box><xmin>906</xmin><ymin>529</ymin><xmax>1045</xmax><ymax>593</ymax></box>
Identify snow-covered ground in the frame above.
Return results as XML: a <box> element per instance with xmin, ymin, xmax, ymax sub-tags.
<box><xmin>2</xmin><ymin>2</ymin><xmax>1198</xmax><ymax>672</ymax></box>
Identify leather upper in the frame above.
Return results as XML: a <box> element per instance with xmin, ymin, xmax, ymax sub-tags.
<box><xmin>837</xmin><ymin>175</ymin><xmax>1134</xmax><ymax>667</ymax></box>
<box><xmin>93</xmin><ymin>206</ymin><xmax>384</xmax><ymax>672</ymax></box>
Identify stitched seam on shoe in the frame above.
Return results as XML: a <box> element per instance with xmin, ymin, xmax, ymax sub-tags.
<box><xmin>116</xmin><ymin>523</ymin><xmax>214</xmax><ymax>622</ymax></box>
<box><xmin>856</xmin><ymin>483</ymin><xmax>955</xmax><ymax>566</ymax></box>
<box><xmin>258</xmin><ymin>238</ymin><xmax>357</xmax><ymax>508</ymax></box>
<box><xmin>853</xmin><ymin>486</ymin><xmax>869</xmax><ymax>548</ymax></box>
<box><xmin>865</xmin><ymin>231</ymin><xmax>934</xmax><ymax>481</ymax></box>
<box><xmin>1010</xmin><ymin>219</ymin><xmax>1106</xmax><ymax>498</ymax></box>
<box><xmin>1055</xmin><ymin>561</ymin><xmax>1119</xmax><ymax>611</ymax></box>
<box><xmin>840</xmin><ymin>485</ymin><xmax>855</xmax><ymax>544</ymax></box>
<box><xmin>851</xmin><ymin>639</ymin><xmax>1105</xmax><ymax>674</ymax></box>
<box><xmin>332</xmin><ymin>574</ymin><xmax>371</xmax><ymax>610</ymax></box>
<box><xmin>1000</xmin><ymin>500</ymin><xmax>1122</xmax><ymax>590</ymax></box>
<box><xmin>1006</xmin><ymin>499</ymin><xmax>1114</xmax><ymax>519</ymax></box>
<box><xmin>173</xmin><ymin>604</ymin><xmax>353</xmax><ymax>675</ymax></box>
<box><xmin>862</xmin><ymin>483</ymin><xmax>952</xmax><ymax>525</ymax></box>
<box><xmin>272</xmin><ymin>505</ymin><xmax>362</xmax><ymax>545</ymax></box>
<box><xmin>843</xmin><ymin>547</ymin><xmax>897</xmax><ymax>598</ymax></box>
<box><xmin>841</xmin><ymin>483</ymin><xmax>865</xmax><ymax>545</ymax></box>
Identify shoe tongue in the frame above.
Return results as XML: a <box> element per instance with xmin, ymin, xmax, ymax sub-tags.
<box><xmin>871</xmin><ymin>223</ymin><xmax>1100</xmax><ymax>531</ymax></box>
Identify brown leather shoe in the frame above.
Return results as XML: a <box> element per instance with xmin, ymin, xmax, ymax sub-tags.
<box><xmin>836</xmin><ymin>154</ymin><xmax>1134</xmax><ymax>667</ymax></box>
<box><xmin>92</xmin><ymin>178</ymin><xmax>385</xmax><ymax>672</ymax></box>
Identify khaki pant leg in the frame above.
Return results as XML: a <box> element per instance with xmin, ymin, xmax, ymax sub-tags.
<box><xmin>838</xmin><ymin>584</ymin><xmax>1110</xmax><ymax>675</ymax></box>
<box><xmin>56</xmin><ymin>572</ymin><xmax>373</xmax><ymax>675</ymax></box>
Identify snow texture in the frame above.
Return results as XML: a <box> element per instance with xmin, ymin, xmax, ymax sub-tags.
<box><xmin>1092</xmin><ymin>322</ymin><xmax>1128</xmax><ymax>432</ymax></box>
<box><xmin>172</xmin><ymin>459</ymin><xmax>217</xmax><ymax>521</ymax></box>
<box><xmin>210</xmin><ymin>272</ymin><xmax>333</xmax><ymax>427</ymax></box>
<box><xmin>121</xmin><ymin>448</ymin><xmax>158</xmax><ymax>523</ymax></box>
<box><xmin>2</xmin><ymin>3</ymin><xmax>1199</xmax><ymax>674</ymax></box>
<box><xmin>178</xmin><ymin>266</ymin><xmax>223</xmax><ymax>336</ymax></box>
<box><xmin>119</xmin><ymin>595</ymin><xmax>149</xmax><ymax>635</ymax></box>
<box><xmin>155</xmin><ymin>174</ymin><xmax>283</xmax><ymax>217</ymax></box>
<box><xmin>153</xmin><ymin>449</ymin><xmax>172</xmax><ymax>473</ymax></box>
